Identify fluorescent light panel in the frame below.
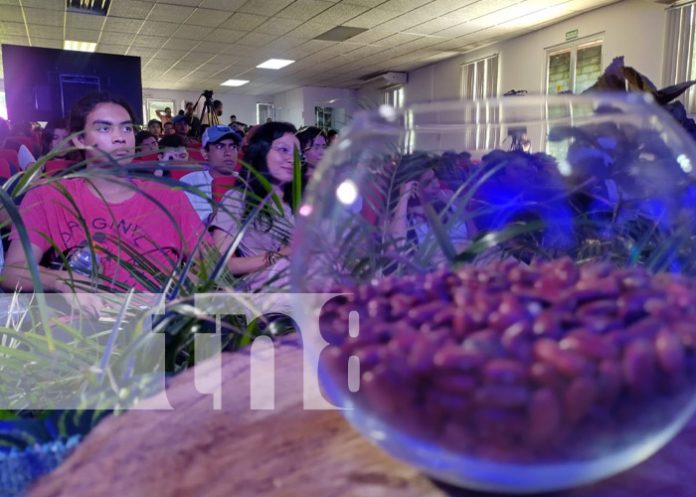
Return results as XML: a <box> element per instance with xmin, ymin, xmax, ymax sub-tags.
<box><xmin>64</xmin><ymin>40</ymin><xmax>97</xmax><ymax>52</ymax></box>
<box><xmin>256</xmin><ymin>58</ymin><xmax>294</xmax><ymax>70</ymax></box>
<box><xmin>221</xmin><ymin>79</ymin><xmax>249</xmax><ymax>87</ymax></box>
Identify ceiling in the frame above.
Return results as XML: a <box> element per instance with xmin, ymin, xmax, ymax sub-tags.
<box><xmin>0</xmin><ymin>0</ymin><xmax>620</xmax><ymax>96</ymax></box>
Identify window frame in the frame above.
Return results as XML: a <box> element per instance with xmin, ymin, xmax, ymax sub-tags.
<box><xmin>545</xmin><ymin>34</ymin><xmax>604</xmax><ymax>94</ymax></box>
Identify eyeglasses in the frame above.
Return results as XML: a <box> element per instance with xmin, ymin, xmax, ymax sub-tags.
<box><xmin>271</xmin><ymin>145</ymin><xmax>296</xmax><ymax>157</ymax></box>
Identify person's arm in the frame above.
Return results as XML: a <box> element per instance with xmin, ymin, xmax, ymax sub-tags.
<box><xmin>155</xmin><ymin>109</ymin><xmax>167</xmax><ymax>120</ymax></box>
<box><xmin>1</xmin><ymin>240</ymin><xmax>103</xmax><ymax>316</ymax></box>
<box><xmin>212</xmin><ymin>229</ymin><xmax>287</xmax><ymax>275</ymax></box>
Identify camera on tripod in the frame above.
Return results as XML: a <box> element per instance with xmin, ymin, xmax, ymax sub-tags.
<box><xmin>202</xmin><ymin>89</ymin><xmax>214</xmax><ymax>101</ymax></box>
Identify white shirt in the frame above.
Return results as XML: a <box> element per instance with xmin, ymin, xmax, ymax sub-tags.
<box><xmin>179</xmin><ymin>170</ymin><xmax>213</xmax><ymax>221</ymax></box>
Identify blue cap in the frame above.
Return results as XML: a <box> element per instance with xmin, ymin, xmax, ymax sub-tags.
<box><xmin>202</xmin><ymin>125</ymin><xmax>240</xmax><ymax>148</ymax></box>
<box><xmin>172</xmin><ymin>114</ymin><xmax>188</xmax><ymax>125</ymax></box>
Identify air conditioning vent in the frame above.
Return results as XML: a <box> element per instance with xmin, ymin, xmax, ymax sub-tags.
<box><xmin>66</xmin><ymin>0</ymin><xmax>111</xmax><ymax>16</ymax></box>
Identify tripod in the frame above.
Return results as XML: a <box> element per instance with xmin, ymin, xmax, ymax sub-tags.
<box><xmin>195</xmin><ymin>91</ymin><xmax>220</xmax><ymax>138</ymax></box>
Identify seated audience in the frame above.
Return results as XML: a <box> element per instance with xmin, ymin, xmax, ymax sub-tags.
<box><xmin>296</xmin><ymin>126</ymin><xmax>327</xmax><ymax>179</ymax></box>
<box><xmin>1</xmin><ymin>92</ymin><xmax>209</xmax><ymax>308</ymax></box>
<box><xmin>147</xmin><ymin>119</ymin><xmax>163</xmax><ymax>138</ymax></box>
<box><xmin>211</xmin><ymin>122</ymin><xmax>298</xmax><ymax>290</ymax></box>
<box><xmin>180</xmin><ymin>125</ymin><xmax>240</xmax><ymax>221</ymax></box>
<box><xmin>155</xmin><ymin>107</ymin><xmax>173</xmax><ymax>126</ymax></box>
<box><xmin>173</xmin><ymin>115</ymin><xmax>200</xmax><ymax>147</ymax></box>
<box><xmin>135</xmin><ymin>130</ymin><xmax>159</xmax><ymax>155</ymax></box>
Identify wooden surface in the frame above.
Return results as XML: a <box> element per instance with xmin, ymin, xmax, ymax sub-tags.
<box><xmin>26</xmin><ymin>337</ymin><xmax>696</xmax><ymax>497</ymax></box>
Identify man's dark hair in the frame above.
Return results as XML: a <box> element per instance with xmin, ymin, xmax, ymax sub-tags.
<box><xmin>158</xmin><ymin>134</ymin><xmax>185</xmax><ymax>150</ymax></box>
<box><xmin>69</xmin><ymin>91</ymin><xmax>136</xmax><ymax>134</ymax></box>
<box><xmin>148</xmin><ymin>119</ymin><xmax>162</xmax><ymax>128</ymax></box>
<box><xmin>40</xmin><ymin>117</ymin><xmax>69</xmax><ymax>155</ymax></box>
<box><xmin>135</xmin><ymin>130</ymin><xmax>155</xmax><ymax>147</ymax></box>
<box><xmin>296</xmin><ymin>126</ymin><xmax>327</xmax><ymax>152</ymax></box>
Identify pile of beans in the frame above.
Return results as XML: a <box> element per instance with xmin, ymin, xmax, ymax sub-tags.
<box><xmin>319</xmin><ymin>258</ymin><xmax>696</xmax><ymax>462</ymax></box>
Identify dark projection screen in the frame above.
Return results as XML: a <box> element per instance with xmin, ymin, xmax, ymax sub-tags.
<box><xmin>1</xmin><ymin>45</ymin><xmax>143</xmax><ymax>124</ymax></box>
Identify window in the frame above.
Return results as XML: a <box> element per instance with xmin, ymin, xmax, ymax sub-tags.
<box><xmin>256</xmin><ymin>103</ymin><xmax>274</xmax><ymax>124</ymax></box>
<box><xmin>383</xmin><ymin>86</ymin><xmax>404</xmax><ymax>109</ymax></box>
<box><xmin>460</xmin><ymin>54</ymin><xmax>499</xmax><ymax>150</ymax></box>
<box><xmin>546</xmin><ymin>38</ymin><xmax>603</xmax><ymax>94</ymax></box>
<box><xmin>460</xmin><ymin>54</ymin><xmax>499</xmax><ymax>100</ymax></box>
<box><xmin>0</xmin><ymin>92</ymin><xmax>7</xmax><ymax>120</ymax></box>
<box><xmin>663</xmin><ymin>2</ymin><xmax>696</xmax><ymax>113</ymax></box>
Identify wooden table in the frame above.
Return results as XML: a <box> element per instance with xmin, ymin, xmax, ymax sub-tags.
<box><xmin>26</xmin><ymin>337</ymin><xmax>696</xmax><ymax>497</ymax></box>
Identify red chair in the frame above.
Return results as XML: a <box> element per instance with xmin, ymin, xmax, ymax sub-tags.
<box><xmin>188</xmin><ymin>147</ymin><xmax>205</xmax><ymax>162</ymax></box>
<box><xmin>132</xmin><ymin>154</ymin><xmax>159</xmax><ymax>163</ymax></box>
<box><xmin>0</xmin><ymin>149</ymin><xmax>19</xmax><ymax>168</ymax></box>
<box><xmin>44</xmin><ymin>159</ymin><xmax>76</xmax><ymax>174</ymax></box>
<box><xmin>9</xmin><ymin>135</ymin><xmax>38</xmax><ymax>151</ymax></box>
<box><xmin>0</xmin><ymin>158</ymin><xmax>13</xmax><ymax>178</ymax></box>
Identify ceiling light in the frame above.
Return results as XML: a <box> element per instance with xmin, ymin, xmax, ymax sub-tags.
<box><xmin>221</xmin><ymin>79</ymin><xmax>249</xmax><ymax>87</ymax></box>
<box><xmin>256</xmin><ymin>59</ymin><xmax>294</xmax><ymax>70</ymax></box>
<box><xmin>64</xmin><ymin>40</ymin><xmax>97</xmax><ymax>52</ymax></box>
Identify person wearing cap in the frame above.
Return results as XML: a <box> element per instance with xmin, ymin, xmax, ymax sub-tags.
<box><xmin>172</xmin><ymin>114</ymin><xmax>200</xmax><ymax>148</ymax></box>
<box><xmin>179</xmin><ymin>125</ymin><xmax>241</xmax><ymax>221</ymax></box>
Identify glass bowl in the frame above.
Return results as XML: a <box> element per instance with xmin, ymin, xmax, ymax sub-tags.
<box><xmin>291</xmin><ymin>94</ymin><xmax>696</xmax><ymax>493</ymax></box>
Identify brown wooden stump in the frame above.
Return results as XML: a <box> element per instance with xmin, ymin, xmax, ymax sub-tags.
<box><xmin>26</xmin><ymin>337</ymin><xmax>696</xmax><ymax>497</ymax></box>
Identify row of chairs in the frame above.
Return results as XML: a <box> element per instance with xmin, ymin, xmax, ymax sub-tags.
<box><xmin>0</xmin><ymin>146</ymin><xmax>208</xmax><ymax>180</ymax></box>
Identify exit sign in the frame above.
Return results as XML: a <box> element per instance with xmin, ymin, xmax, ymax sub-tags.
<box><xmin>565</xmin><ymin>29</ymin><xmax>579</xmax><ymax>41</ymax></box>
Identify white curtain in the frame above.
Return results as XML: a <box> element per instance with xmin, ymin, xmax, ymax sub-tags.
<box><xmin>663</xmin><ymin>2</ymin><xmax>696</xmax><ymax>113</ymax></box>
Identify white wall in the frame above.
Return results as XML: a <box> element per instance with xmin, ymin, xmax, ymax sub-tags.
<box><xmin>272</xmin><ymin>87</ymin><xmax>304</xmax><ymax>126</ymax></box>
<box><xmin>270</xmin><ymin>86</ymin><xmax>357</xmax><ymax>129</ymax></box>
<box><xmin>357</xmin><ymin>0</ymin><xmax>667</xmax><ymax>106</ymax></box>
<box><xmin>142</xmin><ymin>88</ymin><xmax>270</xmax><ymax>126</ymax></box>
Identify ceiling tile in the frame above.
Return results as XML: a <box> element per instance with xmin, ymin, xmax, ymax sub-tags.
<box><xmin>403</xmin><ymin>16</ymin><xmax>459</xmax><ymax>35</ymax></box>
<box><xmin>378</xmin><ymin>0</ymin><xmax>434</xmax><ymax>11</ymax></box>
<box><xmin>98</xmin><ymin>44</ymin><xmax>131</xmax><ymax>55</ymax></box>
<box><xmin>191</xmin><ymin>41</ymin><xmax>222</xmax><ymax>53</ymax></box>
<box><xmin>199</xmin><ymin>0</ymin><xmax>247</xmax><ymax>10</ymax></box>
<box><xmin>255</xmin><ymin>18</ymin><xmax>303</xmax><ymax>36</ymax></box>
<box><xmin>0</xmin><ymin>34</ymin><xmax>29</xmax><ymax>45</ymax></box>
<box><xmin>147</xmin><ymin>4</ymin><xmax>196</xmax><ymax>23</ymax></box>
<box><xmin>154</xmin><ymin>48</ymin><xmax>190</xmax><ymax>58</ymax></box>
<box><xmin>236</xmin><ymin>32</ymin><xmax>277</xmax><ymax>47</ymax></box>
<box><xmin>175</xmin><ymin>24</ymin><xmax>213</xmax><ymax>40</ymax></box>
<box><xmin>139</xmin><ymin>20</ymin><xmax>180</xmax><ymax>37</ymax></box>
<box><xmin>237</xmin><ymin>0</ymin><xmax>295</xmax><ymax>16</ymax></box>
<box><xmin>131</xmin><ymin>35</ymin><xmax>169</xmax><ymax>48</ymax></box>
<box><xmin>28</xmin><ymin>25</ymin><xmax>62</xmax><ymax>39</ymax></box>
<box><xmin>342</xmin><ymin>7</ymin><xmax>402</xmax><ymax>29</ymax></box>
<box><xmin>373</xmin><ymin>13</ymin><xmax>424</xmax><ymax>31</ymax></box>
<box><xmin>32</xmin><ymin>37</ymin><xmax>62</xmax><ymax>49</ymax></box>
<box><xmin>375</xmin><ymin>32</ymin><xmax>423</xmax><ymax>47</ymax></box>
<box><xmin>99</xmin><ymin>31</ymin><xmax>136</xmax><ymax>45</ymax></box>
<box><xmin>1</xmin><ymin>22</ymin><xmax>27</xmax><ymax>37</ymax></box>
<box><xmin>221</xmin><ymin>13</ymin><xmax>268</xmax><ymax>31</ymax></box>
<box><xmin>103</xmin><ymin>17</ymin><xmax>144</xmax><ymax>34</ymax></box>
<box><xmin>185</xmin><ymin>8</ymin><xmax>230</xmax><ymax>27</ymax></box>
<box><xmin>433</xmin><ymin>23</ymin><xmax>481</xmax><ymax>38</ymax></box>
<box><xmin>157</xmin><ymin>0</ymin><xmax>202</xmax><ymax>5</ymax></box>
<box><xmin>312</xmin><ymin>2</ymin><xmax>370</xmax><ymax>25</ymax></box>
<box><xmin>65</xmin><ymin>29</ymin><xmax>101</xmax><ymax>43</ymax></box>
<box><xmin>204</xmin><ymin>28</ymin><xmax>246</xmax><ymax>43</ymax></box>
<box><xmin>275</xmin><ymin>0</ymin><xmax>335</xmax><ymax>21</ymax></box>
<box><xmin>287</xmin><ymin>21</ymin><xmax>335</xmax><ymax>38</ymax></box>
<box><xmin>346</xmin><ymin>0</ymin><xmax>391</xmax><ymax>6</ymax></box>
<box><xmin>0</xmin><ymin>6</ymin><xmax>24</xmax><ymax>23</ymax></box>
<box><xmin>108</xmin><ymin>0</ymin><xmax>154</xmax><ymax>20</ymax></box>
<box><xmin>66</xmin><ymin>12</ymin><xmax>106</xmax><ymax>31</ymax></box>
<box><xmin>21</xmin><ymin>0</ymin><xmax>63</xmax><ymax>8</ymax></box>
<box><xmin>23</xmin><ymin>7</ymin><xmax>63</xmax><ymax>26</ymax></box>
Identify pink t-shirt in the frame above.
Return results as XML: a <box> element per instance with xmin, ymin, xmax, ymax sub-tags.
<box><xmin>12</xmin><ymin>178</ymin><xmax>210</xmax><ymax>291</ymax></box>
